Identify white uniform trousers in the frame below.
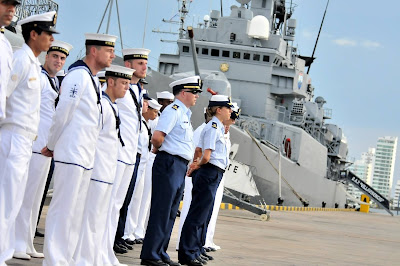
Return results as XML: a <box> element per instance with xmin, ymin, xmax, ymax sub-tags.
<box><xmin>0</xmin><ymin>130</ymin><xmax>33</xmax><ymax>264</ymax></box>
<box><xmin>175</xmin><ymin>176</ymin><xmax>193</xmax><ymax>250</ymax></box>
<box><xmin>15</xmin><ymin>153</ymin><xmax>51</xmax><ymax>254</ymax></box>
<box><xmin>102</xmin><ymin>162</ymin><xmax>135</xmax><ymax>265</ymax></box>
<box><xmin>43</xmin><ymin>163</ymin><xmax>91</xmax><ymax>266</ymax></box>
<box><xmin>204</xmin><ymin>175</ymin><xmax>225</xmax><ymax>248</ymax></box>
<box><xmin>73</xmin><ymin>180</ymin><xmax>112</xmax><ymax>266</ymax></box>
<box><xmin>123</xmin><ymin>156</ymin><xmax>148</xmax><ymax>240</ymax></box>
<box><xmin>133</xmin><ymin>152</ymin><xmax>155</xmax><ymax>240</ymax></box>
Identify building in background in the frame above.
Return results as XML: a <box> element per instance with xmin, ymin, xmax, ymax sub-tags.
<box><xmin>371</xmin><ymin>136</ymin><xmax>398</xmax><ymax>199</ymax></box>
<box><xmin>348</xmin><ymin>148</ymin><xmax>375</xmax><ymax>200</ymax></box>
<box><xmin>393</xmin><ymin>180</ymin><xmax>400</xmax><ymax>209</ymax></box>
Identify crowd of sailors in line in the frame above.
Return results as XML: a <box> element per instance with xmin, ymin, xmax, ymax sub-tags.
<box><xmin>0</xmin><ymin>3</ymin><xmax>241</xmax><ymax>266</ymax></box>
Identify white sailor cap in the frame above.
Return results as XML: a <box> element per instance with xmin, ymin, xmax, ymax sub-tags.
<box><xmin>230</xmin><ymin>102</ymin><xmax>241</xmax><ymax>119</ymax></box>
<box><xmin>142</xmin><ymin>89</ymin><xmax>151</xmax><ymax>100</ymax></box>
<box><xmin>208</xmin><ymin>95</ymin><xmax>233</xmax><ymax>108</ymax></box>
<box><xmin>56</xmin><ymin>69</ymin><xmax>66</xmax><ymax>77</ymax></box>
<box><xmin>105</xmin><ymin>65</ymin><xmax>135</xmax><ymax>80</ymax></box>
<box><xmin>17</xmin><ymin>11</ymin><xmax>59</xmax><ymax>34</ymax></box>
<box><xmin>48</xmin><ymin>40</ymin><xmax>73</xmax><ymax>56</ymax></box>
<box><xmin>169</xmin><ymin>76</ymin><xmax>203</xmax><ymax>95</ymax></box>
<box><xmin>122</xmin><ymin>48</ymin><xmax>151</xmax><ymax>61</ymax></box>
<box><xmin>85</xmin><ymin>33</ymin><xmax>117</xmax><ymax>47</ymax></box>
<box><xmin>156</xmin><ymin>91</ymin><xmax>174</xmax><ymax>100</ymax></box>
<box><xmin>148</xmin><ymin>99</ymin><xmax>162</xmax><ymax>111</ymax></box>
<box><xmin>97</xmin><ymin>70</ymin><xmax>106</xmax><ymax>83</ymax></box>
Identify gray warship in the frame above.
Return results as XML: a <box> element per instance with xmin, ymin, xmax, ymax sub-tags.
<box><xmin>155</xmin><ymin>0</ymin><xmax>350</xmax><ymax>208</ymax></box>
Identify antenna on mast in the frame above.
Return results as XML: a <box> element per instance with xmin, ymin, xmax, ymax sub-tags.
<box><xmin>97</xmin><ymin>0</ymin><xmax>124</xmax><ymax>52</ymax></box>
<box><xmin>307</xmin><ymin>0</ymin><xmax>329</xmax><ymax>74</ymax></box>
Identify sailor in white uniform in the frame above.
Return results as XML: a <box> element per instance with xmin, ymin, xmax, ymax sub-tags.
<box><xmin>13</xmin><ymin>40</ymin><xmax>72</xmax><ymax>261</ymax></box>
<box><xmin>0</xmin><ymin>11</ymin><xmax>57</xmax><ymax>265</ymax></box>
<box><xmin>41</xmin><ymin>33</ymin><xmax>117</xmax><ymax>266</ymax></box>
<box><xmin>102</xmin><ymin>48</ymin><xmax>150</xmax><ymax>266</ymax></box>
<box><xmin>0</xmin><ymin>0</ymin><xmax>20</xmax><ymax>122</ymax></box>
<box><xmin>124</xmin><ymin>98</ymin><xmax>162</xmax><ymax>243</ymax></box>
<box><xmin>73</xmin><ymin>65</ymin><xmax>134</xmax><ymax>266</ymax></box>
<box><xmin>140</xmin><ymin>76</ymin><xmax>202</xmax><ymax>266</ymax></box>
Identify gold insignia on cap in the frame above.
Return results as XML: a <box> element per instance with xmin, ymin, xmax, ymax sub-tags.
<box><xmin>53</xmin><ymin>13</ymin><xmax>57</xmax><ymax>25</ymax></box>
<box><xmin>220</xmin><ymin>63</ymin><xmax>229</xmax><ymax>72</ymax></box>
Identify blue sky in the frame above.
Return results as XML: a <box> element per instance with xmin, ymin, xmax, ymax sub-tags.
<box><xmin>53</xmin><ymin>0</ymin><xmax>400</xmax><ymax>195</ymax></box>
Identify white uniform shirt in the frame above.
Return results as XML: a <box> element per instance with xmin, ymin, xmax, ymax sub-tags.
<box><xmin>137</xmin><ymin>117</ymin><xmax>150</xmax><ymax>155</ymax></box>
<box><xmin>32</xmin><ymin>70</ymin><xmax>59</xmax><ymax>153</ymax></box>
<box><xmin>47</xmin><ymin>61</ymin><xmax>101</xmax><ymax>169</ymax></box>
<box><xmin>91</xmin><ymin>94</ymin><xmax>119</xmax><ymax>183</ymax></box>
<box><xmin>116</xmin><ymin>84</ymin><xmax>142</xmax><ymax>164</ymax></box>
<box><xmin>0</xmin><ymin>31</ymin><xmax>13</xmax><ymax>121</ymax></box>
<box><xmin>0</xmin><ymin>43</ymin><xmax>41</xmax><ymax>135</ymax></box>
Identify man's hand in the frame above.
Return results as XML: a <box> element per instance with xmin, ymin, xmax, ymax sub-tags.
<box><xmin>41</xmin><ymin>146</ymin><xmax>54</xmax><ymax>157</ymax></box>
<box><xmin>187</xmin><ymin>158</ymin><xmax>200</xmax><ymax>176</ymax></box>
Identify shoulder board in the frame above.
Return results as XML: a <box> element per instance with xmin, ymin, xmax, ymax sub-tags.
<box><xmin>212</xmin><ymin>122</ymin><xmax>218</xmax><ymax>129</ymax></box>
<box><xmin>172</xmin><ymin>104</ymin><xmax>179</xmax><ymax>110</ymax></box>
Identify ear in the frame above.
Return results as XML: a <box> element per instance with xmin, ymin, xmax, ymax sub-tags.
<box><xmin>124</xmin><ymin>60</ymin><xmax>130</xmax><ymax>68</ymax></box>
<box><xmin>30</xmin><ymin>30</ymin><xmax>38</xmax><ymax>41</ymax></box>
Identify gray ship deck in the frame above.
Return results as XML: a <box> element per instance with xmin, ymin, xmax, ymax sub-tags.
<box><xmin>7</xmin><ymin>207</ymin><xmax>400</xmax><ymax>265</ymax></box>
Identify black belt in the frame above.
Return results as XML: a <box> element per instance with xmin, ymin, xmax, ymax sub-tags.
<box><xmin>159</xmin><ymin>151</ymin><xmax>189</xmax><ymax>165</ymax></box>
<box><xmin>202</xmin><ymin>163</ymin><xmax>225</xmax><ymax>173</ymax></box>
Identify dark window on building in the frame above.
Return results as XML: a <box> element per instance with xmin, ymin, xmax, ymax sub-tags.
<box><xmin>211</xmin><ymin>49</ymin><xmax>219</xmax><ymax>57</ymax></box>
<box><xmin>202</xmin><ymin>48</ymin><xmax>209</xmax><ymax>55</ymax></box>
<box><xmin>233</xmin><ymin>51</ymin><xmax>241</xmax><ymax>59</ymax></box>
<box><xmin>222</xmin><ymin>50</ymin><xmax>230</xmax><ymax>57</ymax></box>
<box><xmin>196</xmin><ymin>47</ymin><xmax>199</xmax><ymax>54</ymax></box>
<box><xmin>262</xmin><ymin>0</ymin><xmax>267</xmax><ymax>8</ymax></box>
<box><xmin>263</xmin><ymin>55</ymin><xmax>270</xmax><ymax>62</ymax></box>
<box><xmin>244</xmin><ymin>53</ymin><xmax>250</xmax><ymax>60</ymax></box>
<box><xmin>253</xmin><ymin>54</ymin><xmax>260</xmax><ymax>61</ymax></box>
<box><xmin>182</xmin><ymin>46</ymin><xmax>189</xmax><ymax>53</ymax></box>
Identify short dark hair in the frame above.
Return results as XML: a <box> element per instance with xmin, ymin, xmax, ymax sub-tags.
<box><xmin>21</xmin><ymin>26</ymin><xmax>43</xmax><ymax>43</ymax></box>
<box><xmin>85</xmin><ymin>45</ymin><xmax>101</xmax><ymax>56</ymax></box>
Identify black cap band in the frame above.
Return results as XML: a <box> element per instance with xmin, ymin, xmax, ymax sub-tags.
<box><xmin>105</xmin><ymin>71</ymin><xmax>132</xmax><ymax>80</ymax></box>
<box><xmin>208</xmin><ymin>101</ymin><xmax>233</xmax><ymax>108</ymax></box>
<box><xmin>123</xmin><ymin>54</ymin><xmax>148</xmax><ymax>61</ymax></box>
<box><xmin>86</xmin><ymin>40</ymin><xmax>115</xmax><ymax>47</ymax></box>
<box><xmin>48</xmin><ymin>46</ymin><xmax>69</xmax><ymax>56</ymax></box>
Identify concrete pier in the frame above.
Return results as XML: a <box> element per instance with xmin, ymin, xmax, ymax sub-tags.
<box><xmin>7</xmin><ymin>208</ymin><xmax>400</xmax><ymax>265</ymax></box>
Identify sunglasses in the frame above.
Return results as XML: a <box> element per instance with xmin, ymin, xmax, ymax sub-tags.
<box><xmin>183</xmin><ymin>89</ymin><xmax>202</xmax><ymax>95</ymax></box>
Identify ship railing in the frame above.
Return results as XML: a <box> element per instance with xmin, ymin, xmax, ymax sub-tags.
<box><xmin>264</xmin><ymin>104</ymin><xmax>287</xmax><ymax>123</ymax></box>
<box><xmin>15</xmin><ymin>0</ymin><xmax>59</xmax><ymax>22</ymax></box>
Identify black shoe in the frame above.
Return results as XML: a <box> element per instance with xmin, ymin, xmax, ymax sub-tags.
<box><xmin>118</xmin><ymin>240</ymin><xmax>133</xmax><ymax>250</ymax></box>
<box><xmin>203</xmin><ymin>247</ymin><xmax>211</xmax><ymax>252</ymax></box>
<box><xmin>199</xmin><ymin>254</ymin><xmax>209</xmax><ymax>261</ymax></box>
<box><xmin>113</xmin><ymin>243</ymin><xmax>127</xmax><ymax>254</ymax></box>
<box><xmin>206</xmin><ymin>247</ymin><xmax>216</xmax><ymax>252</ymax></box>
<box><xmin>125</xmin><ymin>238</ymin><xmax>135</xmax><ymax>245</ymax></box>
<box><xmin>196</xmin><ymin>256</ymin><xmax>207</xmax><ymax>265</ymax></box>
<box><xmin>163</xmin><ymin>259</ymin><xmax>181</xmax><ymax>266</ymax></box>
<box><xmin>141</xmin><ymin>259</ymin><xmax>168</xmax><ymax>266</ymax></box>
<box><xmin>179</xmin><ymin>259</ymin><xmax>203</xmax><ymax>266</ymax></box>
<box><xmin>135</xmin><ymin>238</ymin><xmax>144</xmax><ymax>244</ymax></box>
<box><xmin>35</xmin><ymin>230</ymin><xmax>44</xmax><ymax>237</ymax></box>
<box><xmin>201</xmin><ymin>253</ymin><xmax>214</xmax><ymax>261</ymax></box>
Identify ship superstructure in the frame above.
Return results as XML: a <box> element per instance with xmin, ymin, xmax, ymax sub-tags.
<box><xmin>158</xmin><ymin>0</ymin><xmax>349</xmax><ymax>206</ymax></box>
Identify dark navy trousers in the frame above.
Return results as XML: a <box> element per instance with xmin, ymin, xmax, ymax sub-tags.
<box><xmin>178</xmin><ymin>164</ymin><xmax>223</xmax><ymax>262</ymax></box>
<box><xmin>140</xmin><ymin>151</ymin><xmax>188</xmax><ymax>261</ymax></box>
<box><xmin>115</xmin><ymin>153</ymin><xmax>141</xmax><ymax>242</ymax></box>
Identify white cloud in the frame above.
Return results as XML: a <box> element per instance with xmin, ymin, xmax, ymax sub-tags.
<box><xmin>362</xmin><ymin>40</ymin><xmax>382</xmax><ymax>48</ymax></box>
<box><xmin>333</xmin><ymin>38</ymin><xmax>357</xmax><ymax>46</ymax></box>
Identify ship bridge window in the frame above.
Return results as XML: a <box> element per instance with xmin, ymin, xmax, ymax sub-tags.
<box><xmin>263</xmin><ymin>55</ymin><xmax>270</xmax><ymax>62</ymax></box>
<box><xmin>222</xmin><ymin>50</ymin><xmax>230</xmax><ymax>57</ymax></box>
<box><xmin>182</xmin><ymin>46</ymin><xmax>189</xmax><ymax>53</ymax></box>
<box><xmin>244</xmin><ymin>53</ymin><xmax>250</xmax><ymax>60</ymax></box>
<box><xmin>202</xmin><ymin>48</ymin><xmax>209</xmax><ymax>55</ymax></box>
<box><xmin>253</xmin><ymin>54</ymin><xmax>260</xmax><ymax>61</ymax></box>
<box><xmin>233</xmin><ymin>51</ymin><xmax>241</xmax><ymax>59</ymax></box>
<box><xmin>196</xmin><ymin>47</ymin><xmax>199</xmax><ymax>54</ymax></box>
<box><xmin>262</xmin><ymin>0</ymin><xmax>267</xmax><ymax>8</ymax></box>
<box><xmin>211</xmin><ymin>49</ymin><xmax>219</xmax><ymax>57</ymax></box>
